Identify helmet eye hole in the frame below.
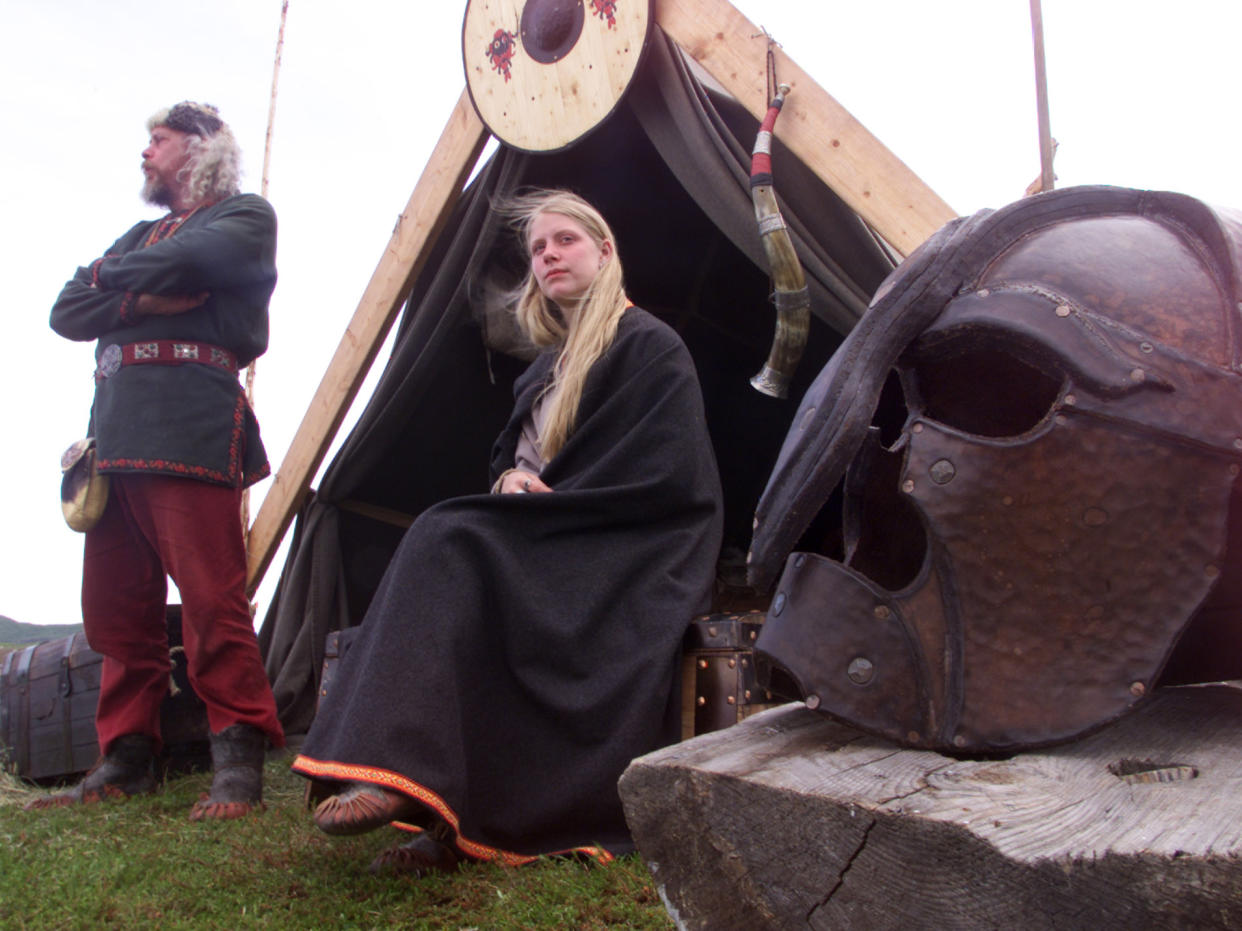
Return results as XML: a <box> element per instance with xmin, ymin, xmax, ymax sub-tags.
<box><xmin>911</xmin><ymin>344</ymin><xmax>1064</xmax><ymax>438</ymax></box>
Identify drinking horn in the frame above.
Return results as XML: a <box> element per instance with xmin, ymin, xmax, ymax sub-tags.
<box><xmin>748</xmin><ymin>83</ymin><xmax>810</xmax><ymax>399</ymax></box>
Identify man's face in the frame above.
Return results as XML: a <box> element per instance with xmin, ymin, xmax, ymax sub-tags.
<box><xmin>141</xmin><ymin>126</ymin><xmax>192</xmax><ymax>207</ymax></box>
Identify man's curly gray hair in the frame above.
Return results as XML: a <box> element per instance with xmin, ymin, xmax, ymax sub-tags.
<box><xmin>147</xmin><ymin>101</ymin><xmax>242</xmax><ymax>204</ymax></box>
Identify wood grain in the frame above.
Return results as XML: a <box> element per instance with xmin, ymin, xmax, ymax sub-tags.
<box><xmin>620</xmin><ymin>684</ymin><xmax>1242</xmax><ymax>929</ymax></box>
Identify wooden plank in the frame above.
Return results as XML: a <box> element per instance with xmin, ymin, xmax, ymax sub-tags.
<box><xmin>620</xmin><ymin>685</ymin><xmax>1242</xmax><ymax>929</ymax></box>
<box><xmin>245</xmin><ymin>90</ymin><xmax>490</xmax><ymax>596</ymax></box>
<box><xmin>654</xmin><ymin>0</ymin><xmax>957</xmax><ymax>256</ymax></box>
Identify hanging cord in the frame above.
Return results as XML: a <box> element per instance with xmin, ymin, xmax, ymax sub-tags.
<box><xmin>748</xmin><ymin>33</ymin><xmax>810</xmax><ymax>399</ymax></box>
<box><xmin>242</xmin><ymin>0</ymin><xmax>290</xmax><ymax>546</ymax></box>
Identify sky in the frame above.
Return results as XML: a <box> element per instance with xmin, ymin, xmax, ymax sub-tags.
<box><xmin>1</xmin><ymin>0</ymin><xmax>1239</xmax><ymax>628</ymax></box>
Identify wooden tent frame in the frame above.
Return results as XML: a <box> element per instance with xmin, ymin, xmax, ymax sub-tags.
<box><xmin>244</xmin><ymin>0</ymin><xmax>956</xmax><ymax>595</ymax></box>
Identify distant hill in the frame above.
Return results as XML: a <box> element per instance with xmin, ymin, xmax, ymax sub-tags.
<box><xmin>0</xmin><ymin>615</ymin><xmax>83</xmax><ymax>646</ymax></box>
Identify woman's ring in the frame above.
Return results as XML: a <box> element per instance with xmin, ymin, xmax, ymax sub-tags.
<box><xmin>523</xmin><ymin>479</ymin><xmax>532</xmax><ymax>491</ymax></box>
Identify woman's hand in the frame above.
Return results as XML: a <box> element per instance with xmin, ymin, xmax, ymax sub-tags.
<box><xmin>500</xmin><ymin>469</ymin><xmax>552</xmax><ymax>494</ymax></box>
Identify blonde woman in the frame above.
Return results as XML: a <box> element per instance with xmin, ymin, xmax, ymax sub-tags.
<box><xmin>293</xmin><ymin>190</ymin><xmax>723</xmax><ymax>876</ymax></box>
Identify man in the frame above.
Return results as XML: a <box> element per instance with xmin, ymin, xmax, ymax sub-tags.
<box><xmin>34</xmin><ymin>101</ymin><xmax>284</xmax><ymax>820</ymax></box>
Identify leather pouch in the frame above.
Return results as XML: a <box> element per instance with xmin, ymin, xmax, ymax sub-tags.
<box><xmin>60</xmin><ymin>438</ymin><xmax>110</xmax><ymax>532</ymax></box>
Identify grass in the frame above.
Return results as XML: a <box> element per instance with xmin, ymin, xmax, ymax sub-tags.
<box><xmin>0</xmin><ymin>757</ymin><xmax>673</xmax><ymax>930</ymax></box>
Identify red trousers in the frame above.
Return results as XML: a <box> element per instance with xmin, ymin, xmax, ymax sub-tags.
<box><xmin>82</xmin><ymin>473</ymin><xmax>284</xmax><ymax>753</ymax></box>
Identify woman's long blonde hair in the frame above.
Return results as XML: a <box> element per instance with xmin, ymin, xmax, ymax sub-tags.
<box><xmin>506</xmin><ymin>189</ymin><xmax>629</xmax><ymax>461</ymax></box>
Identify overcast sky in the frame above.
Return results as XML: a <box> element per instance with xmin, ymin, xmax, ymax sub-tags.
<box><xmin>2</xmin><ymin>0</ymin><xmax>1238</xmax><ymax>627</ymax></box>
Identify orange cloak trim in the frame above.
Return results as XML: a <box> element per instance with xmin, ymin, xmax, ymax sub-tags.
<box><xmin>291</xmin><ymin>754</ymin><xmax>615</xmax><ymax>867</ymax></box>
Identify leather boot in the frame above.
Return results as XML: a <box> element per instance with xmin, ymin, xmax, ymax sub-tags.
<box><xmin>188</xmin><ymin>724</ymin><xmax>267</xmax><ymax>821</ymax></box>
<box><xmin>24</xmin><ymin>734</ymin><xmax>157</xmax><ymax>810</ymax></box>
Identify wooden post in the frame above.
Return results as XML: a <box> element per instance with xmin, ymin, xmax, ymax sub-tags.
<box><xmin>620</xmin><ymin>685</ymin><xmax>1242</xmax><ymax>929</ymax></box>
<box><xmin>244</xmin><ymin>90</ymin><xmax>489</xmax><ymax>596</ymax></box>
<box><xmin>1030</xmin><ymin>0</ymin><xmax>1055</xmax><ymax>193</ymax></box>
<box><xmin>654</xmin><ymin>0</ymin><xmax>957</xmax><ymax>257</ymax></box>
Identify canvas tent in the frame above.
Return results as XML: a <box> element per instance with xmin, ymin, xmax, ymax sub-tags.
<box><xmin>257</xmin><ymin>14</ymin><xmax>952</xmax><ymax>735</ymax></box>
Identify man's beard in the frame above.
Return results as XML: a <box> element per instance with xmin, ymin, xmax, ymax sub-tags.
<box><xmin>141</xmin><ymin>172</ymin><xmax>176</xmax><ymax>208</ymax></box>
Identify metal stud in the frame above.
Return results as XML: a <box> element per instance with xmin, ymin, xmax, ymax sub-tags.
<box><xmin>847</xmin><ymin>657</ymin><xmax>875</xmax><ymax>685</ymax></box>
<box><xmin>929</xmin><ymin>459</ymin><xmax>956</xmax><ymax>485</ymax></box>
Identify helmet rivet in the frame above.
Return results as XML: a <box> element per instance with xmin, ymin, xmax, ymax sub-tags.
<box><xmin>772</xmin><ymin>592</ymin><xmax>786</xmax><ymax>616</ymax></box>
<box><xmin>906</xmin><ymin>730</ymin><xmax>921</xmax><ymax>744</ymax></box>
<box><xmin>1139</xmin><ymin>341</ymin><xmax>1154</xmax><ymax>353</ymax></box>
<box><xmin>873</xmin><ymin>604</ymin><xmax>891</xmax><ymax>620</ymax></box>
<box><xmin>953</xmin><ymin>735</ymin><xmax>967</xmax><ymax>748</ymax></box>
<box><xmin>977</xmin><ymin>288</ymin><xmax>990</xmax><ymax>298</ymax></box>
<box><xmin>1055</xmin><ymin>304</ymin><xmax>1072</xmax><ymax>317</ymax></box>
<box><xmin>1233</xmin><ymin>438</ymin><xmax>1242</xmax><ymax>451</ymax></box>
<box><xmin>1129</xmin><ymin>681</ymin><xmax>1146</xmax><ymax>698</ymax></box>
<box><xmin>902</xmin><ymin>479</ymin><xmax>915</xmax><ymax>494</ymax></box>
<box><xmin>1205</xmin><ymin>564</ymin><xmax>1220</xmax><ymax>579</ymax></box>
<box><xmin>805</xmin><ymin>694</ymin><xmax>821</xmax><ymax>710</ymax></box>
<box><xmin>929</xmin><ymin>459</ymin><xmax>956</xmax><ymax>485</ymax></box>
<box><xmin>1130</xmin><ymin>368</ymin><xmax>1146</xmax><ymax>382</ymax></box>
<box><xmin>1082</xmin><ymin>507</ymin><xmax>1108</xmax><ymax>527</ymax></box>
<box><xmin>912</xmin><ymin>423</ymin><xmax>924</xmax><ymax>434</ymax></box>
<box><xmin>847</xmin><ymin>657</ymin><xmax>875</xmax><ymax>685</ymax></box>
<box><xmin>1064</xmin><ymin>393</ymin><xmax>1077</xmax><ymax>406</ymax></box>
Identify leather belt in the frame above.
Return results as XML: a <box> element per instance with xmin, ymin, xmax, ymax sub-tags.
<box><xmin>95</xmin><ymin>341</ymin><xmax>238</xmax><ymax>381</ymax></box>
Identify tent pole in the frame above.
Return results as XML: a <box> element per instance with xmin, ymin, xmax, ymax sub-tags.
<box><xmin>242</xmin><ymin>0</ymin><xmax>290</xmax><ymax>552</ymax></box>
<box><xmin>654</xmin><ymin>0</ymin><xmax>955</xmax><ymax>255</ymax></box>
<box><xmin>245</xmin><ymin>90</ymin><xmax>489</xmax><ymax>597</ymax></box>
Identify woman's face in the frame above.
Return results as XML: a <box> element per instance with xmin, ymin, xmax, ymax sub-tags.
<box><xmin>528</xmin><ymin>211</ymin><xmax>612</xmax><ymax>312</ymax></box>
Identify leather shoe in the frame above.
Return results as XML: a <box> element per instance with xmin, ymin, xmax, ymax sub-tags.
<box><xmin>24</xmin><ymin>734</ymin><xmax>156</xmax><ymax>810</ymax></box>
<box><xmin>313</xmin><ymin>781</ymin><xmax>421</xmax><ymax>836</ymax></box>
<box><xmin>369</xmin><ymin>830</ymin><xmax>464</xmax><ymax>877</ymax></box>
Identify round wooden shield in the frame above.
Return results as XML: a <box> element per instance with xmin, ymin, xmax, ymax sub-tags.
<box><xmin>462</xmin><ymin>0</ymin><xmax>651</xmax><ymax>152</ymax></box>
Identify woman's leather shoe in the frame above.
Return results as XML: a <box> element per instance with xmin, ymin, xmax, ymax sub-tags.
<box><xmin>312</xmin><ymin>781</ymin><xmax>420</xmax><ymax>835</ymax></box>
<box><xmin>369</xmin><ymin>830</ymin><xmax>464</xmax><ymax>877</ymax></box>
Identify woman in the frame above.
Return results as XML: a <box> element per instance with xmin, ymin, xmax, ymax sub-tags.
<box><xmin>292</xmin><ymin>190</ymin><xmax>723</xmax><ymax>875</ymax></box>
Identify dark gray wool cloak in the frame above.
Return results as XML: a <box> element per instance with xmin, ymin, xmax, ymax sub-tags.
<box><xmin>292</xmin><ymin>307</ymin><xmax>724</xmax><ymax>862</ymax></box>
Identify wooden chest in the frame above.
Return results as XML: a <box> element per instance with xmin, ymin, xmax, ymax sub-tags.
<box><xmin>680</xmin><ymin>612</ymin><xmax>779</xmax><ymax>740</ymax></box>
<box><xmin>0</xmin><ymin>607</ymin><xmax>210</xmax><ymax>782</ymax></box>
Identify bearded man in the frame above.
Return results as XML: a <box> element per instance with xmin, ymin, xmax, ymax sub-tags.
<box><xmin>35</xmin><ymin>101</ymin><xmax>284</xmax><ymax>819</ymax></box>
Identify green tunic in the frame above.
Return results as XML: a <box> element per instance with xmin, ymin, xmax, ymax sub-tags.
<box><xmin>50</xmin><ymin>194</ymin><xmax>277</xmax><ymax>487</ymax></box>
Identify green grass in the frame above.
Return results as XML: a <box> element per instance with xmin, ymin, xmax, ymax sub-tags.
<box><xmin>0</xmin><ymin>757</ymin><xmax>673</xmax><ymax>930</ymax></box>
